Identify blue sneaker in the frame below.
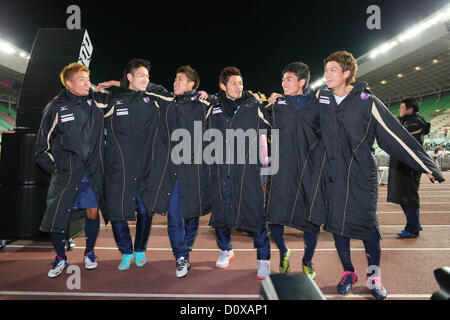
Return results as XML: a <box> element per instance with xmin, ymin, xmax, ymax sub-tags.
<box><xmin>48</xmin><ymin>256</ymin><xmax>68</xmax><ymax>278</ymax></box>
<box><xmin>118</xmin><ymin>253</ymin><xmax>134</xmax><ymax>271</ymax></box>
<box><xmin>396</xmin><ymin>230</ymin><xmax>418</xmax><ymax>238</ymax></box>
<box><xmin>134</xmin><ymin>251</ymin><xmax>148</xmax><ymax>267</ymax></box>
<box><xmin>83</xmin><ymin>251</ymin><xmax>98</xmax><ymax>270</ymax></box>
<box><xmin>337</xmin><ymin>271</ymin><xmax>358</xmax><ymax>295</ymax></box>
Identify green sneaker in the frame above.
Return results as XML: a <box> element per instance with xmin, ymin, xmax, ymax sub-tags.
<box><xmin>118</xmin><ymin>253</ymin><xmax>134</xmax><ymax>271</ymax></box>
<box><xmin>302</xmin><ymin>260</ymin><xmax>316</xmax><ymax>280</ymax></box>
<box><xmin>279</xmin><ymin>248</ymin><xmax>291</xmax><ymax>274</ymax></box>
<box><xmin>134</xmin><ymin>251</ymin><xmax>148</xmax><ymax>267</ymax></box>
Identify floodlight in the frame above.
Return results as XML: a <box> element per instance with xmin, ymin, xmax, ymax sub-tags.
<box><xmin>0</xmin><ymin>41</ymin><xmax>16</xmax><ymax>54</ymax></box>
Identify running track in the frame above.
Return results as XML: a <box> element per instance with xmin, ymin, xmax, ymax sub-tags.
<box><xmin>0</xmin><ymin>172</ymin><xmax>449</xmax><ymax>301</ymax></box>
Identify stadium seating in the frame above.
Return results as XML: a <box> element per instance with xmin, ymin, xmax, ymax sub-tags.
<box><xmin>0</xmin><ymin>104</ymin><xmax>17</xmax><ymax>143</ymax></box>
<box><xmin>386</xmin><ymin>93</ymin><xmax>450</xmax><ymax>136</ymax></box>
<box><xmin>422</xmin><ymin>94</ymin><xmax>450</xmax><ymax>119</ymax></box>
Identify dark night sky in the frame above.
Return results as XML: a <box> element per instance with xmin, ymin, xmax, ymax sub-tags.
<box><xmin>0</xmin><ymin>0</ymin><xmax>448</xmax><ymax>94</ymax></box>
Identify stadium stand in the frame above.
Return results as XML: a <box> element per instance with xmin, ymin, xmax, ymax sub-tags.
<box><xmin>0</xmin><ymin>39</ymin><xmax>25</xmax><ymax>144</ymax></box>
<box><xmin>310</xmin><ymin>4</ymin><xmax>450</xmax><ymax>166</ymax></box>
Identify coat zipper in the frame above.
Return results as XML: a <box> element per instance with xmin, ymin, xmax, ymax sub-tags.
<box><xmin>307</xmin><ymin>150</ymin><xmax>327</xmax><ymax>222</ymax></box>
<box><xmin>265</xmin><ymin>106</ymin><xmax>276</xmax><ymax>216</ymax></box>
<box><xmin>110</xmin><ymin>111</ymin><xmax>127</xmax><ymax>220</ymax></box>
<box><xmin>152</xmin><ymin>103</ymin><xmax>172</xmax><ymax>212</ymax></box>
<box><xmin>207</xmin><ymin>115</ymin><xmax>223</xmax><ymax>202</ymax></box>
<box><xmin>51</xmin><ymin>152</ymin><xmax>72</xmax><ymax>232</ymax></box>
<box><xmin>234</xmin><ymin>115</ymin><xmax>260</xmax><ymax>229</ymax></box>
<box><xmin>289</xmin><ymin>139</ymin><xmax>319</xmax><ymax>225</ymax></box>
<box><xmin>98</xmin><ymin>108</ymin><xmax>105</xmax><ymax>173</ymax></box>
<box><xmin>341</xmin><ymin>113</ymin><xmax>373</xmax><ymax>235</ymax></box>
<box><xmin>196</xmin><ymin>112</ymin><xmax>205</xmax><ymax>213</ymax></box>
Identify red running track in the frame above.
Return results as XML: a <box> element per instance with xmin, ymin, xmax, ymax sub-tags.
<box><xmin>0</xmin><ymin>172</ymin><xmax>449</xmax><ymax>300</ymax></box>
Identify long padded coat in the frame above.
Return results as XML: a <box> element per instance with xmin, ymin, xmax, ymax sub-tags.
<box><xmin>264</xmin><ymin>96</ymin><xmax>322</xmax><ymax>232</ymax></box>
<box><xmin>206</xmin><ymin>91</ymin><xmax>271</xmax><ymax>233</ymax></box>
<box><xmin>35</xmin><ymin>89</ymin><xmax>109</xmax><ymax>234</ymax></box>
<box><xmin>387</xmin><ymin>113</ymin><xmax>430</xmax><ymax>208</ymax></box>
<box><xmin>142</xmin><ymin>90</ymin><xmax>211</xmax><ymax>219</ymax></box>
<box><xmin>103</xmin><ymin>88</ymin><xmax>161</xmax><ymax>222</ymax></box>
<box><xmin>309</xmin><ymin>83</ymin><xmax>444</xmax><ymax>241</ymax></box>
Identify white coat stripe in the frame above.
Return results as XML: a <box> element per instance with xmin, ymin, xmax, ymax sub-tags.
<box><xmin>45</xmin><ymin>112</ymin><xmax>58</xmax><ymax>162</ymax></box>
<box><xmin>146</xmin><ymin>92</ymin><xmax>174</xmax><ymax>102</ymax></box>
<box><xmin>257</xmin><ymin>108</ymin><xmax>270</xmax><ymax>126</ymax></box>
<box><xmin>198</xmin><ymin>99</ymin><xmax>210</xmax><ymax>106</ymax></box>
<box><xmin>104</xmin><ymin>106</ymin><xmax>115</xmax><ymax>118</ymax></box>
<box><xmin>94</xmin><ymin>100</ymin><xmax>108</xmax><ymax>109</ymax></box>
<box><xmin>205</xmin><ymin>106</ymin><xmax>213</xmax><ymax>120</ymax></box>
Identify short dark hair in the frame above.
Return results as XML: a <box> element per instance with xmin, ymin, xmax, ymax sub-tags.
<box><xmin>176</xmin><ymin>65</ymin><xmax>200</xmax><ymax>89</ymax></box>
<box><xmin>219</xmin><ymin>66</ymin><xmax>242</xmax><ymax>87</ymax></box>
<box><xmin>324</xmin><ymin>50</ymin><xmax>358</xmax><ymax>85</ymax></box>
<box><xmin>123</xmin><ymin>58</ymin><xmax>151</xmax><ymax>85</ymax></box>
<box><xmin>282</xmin><ymin>62</ymin><xmax>310</xmax><ymax>90</ymax></box>
<box><xmin>401</xmin><ymin>96</ymin><xmax>419</xmax><ymax>113</ymax></box>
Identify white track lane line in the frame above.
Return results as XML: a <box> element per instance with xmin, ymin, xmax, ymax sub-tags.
<box><xmin>4</xmin><ymin>245</ymin><xmax>450</xmax><ymax>252</ymax></box>
<box><xmin>127</xmin><ymin>222</ymin><xmax>450</xmax><ymax>228</ymax></box>
<box><xmin>378</xmin><ymin>202</ymin><xmax>450</xmax><ymax>204</ymax></box>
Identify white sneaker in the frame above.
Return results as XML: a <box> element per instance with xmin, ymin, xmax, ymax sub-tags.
<box><xmin>257</xmin><ymin>259</ymin><xmax>271</xmax><ymax>280</ymax></box>
<box><xmin>176</xmin><ymin>257</ymin><xmax>190</xmax><ymax>278</ymax></box>
<box><xmin>48</xmin><ymin>256</ymin><xmax>68</xmax><ymax>278</ymax></box>
<box><xmin>216</xmin><ymin>249</ymin><xmax>235</xmax><ymax>269</ymax></box>
<box><xmin>83</xmin><ymin>251</ymin><xmax>98</xmax><ymax>270</ymax></box>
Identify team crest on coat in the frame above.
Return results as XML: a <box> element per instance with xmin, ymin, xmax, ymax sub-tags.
<box><xmin>87</xmin><ymin>99</ymin><xmax>92</xmax><ymax>106</ymax></box>
<box><xmin>361</xmin><ymin>92</ymin><xmax>369</xmax><ymax>100</ymax></box>
<box><xmin>143</xmin><ymin>97</ymin><xmax>150</xmax><ymax>103</ymax></box>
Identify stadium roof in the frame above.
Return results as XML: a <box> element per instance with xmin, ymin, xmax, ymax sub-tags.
<box><xmin>310</xmin><ymin>3</ymin><xmax>450</xmax><ymax>105</ymax></box>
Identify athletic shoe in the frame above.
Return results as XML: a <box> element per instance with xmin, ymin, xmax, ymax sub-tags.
<box><xmin>396</xmin><ymin>230</ymin><xmax>418</xmax><ymax>238</ymax></box>
<box><xmin>118</xmin><ymin>253</ymin><xmax>134</xmax><ymax>271</ymax></box>
<box><xmin>176</xmin><ymin>257</ymin><xmax>191</xmax><ymax>278</ymax></box>
<box><xmin>134</xmin><ymin>251</ymin><xmax>148</xmax><ymax>267</ymax></box>
<box><xmin>48</xmin><ymin>256</ymin><xmax>68</xmax><ymax>278</ymax></box>
<box><xmin>337</xmin><ymin>271</ymin><xmax>358</xmax><ymax>295</ymax></box>
<box><xmin>302</xmin><ymin>260</ymin><xmax>317</xmax><ymax>280</ymax></box>
<box><xmin>83</xmin><ymin>251</ymin><xmax>98</xmax><ymax>270</ymax></box>
<box><xmin>257</xmin><ymin>260</ymin><xmax>271</xmax><ymax>280</ymax></box>
<box><xmin>366</xmin><ymin>276</ymin><xmax>388</xmax><ymax>300</ymax></box>
<box><xmin>279</xmin><ymin>249</ymin><xmax>291</xmax><ymax>274</ymax></box>
<box><xmin>216</xmin><ymin>249</ymin><xmax>235</xmax><ymax>269</ymax></box>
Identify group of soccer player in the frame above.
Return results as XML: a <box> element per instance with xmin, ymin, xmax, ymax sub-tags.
<box><xmin>35</xmin><ymin>50</ymin><xmax>444</xmax><ymax>300</ymax></box>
